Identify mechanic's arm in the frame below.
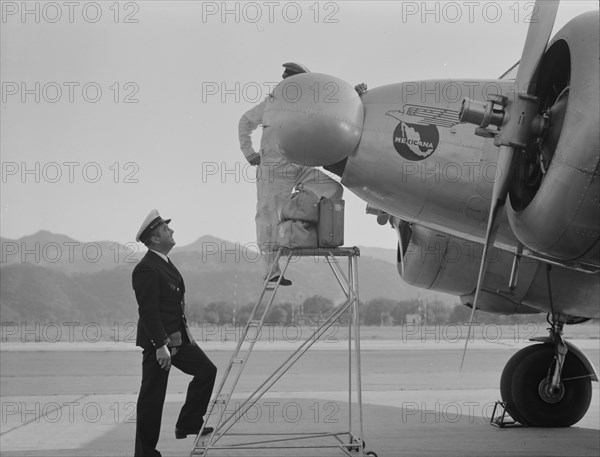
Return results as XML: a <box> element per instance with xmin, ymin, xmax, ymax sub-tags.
<box><xmin>238</xmin><ymin>98</ymin><xmax>268</xmax><ymax>165</ymax></box>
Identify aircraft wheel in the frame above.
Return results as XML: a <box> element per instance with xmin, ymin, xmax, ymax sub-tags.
<box><xmin>500</xmin><ymin>344</ymin><xmax>592</xmax><ymax>427</ymax></box>
<box><xmin>366</xmin><ymin>452</ymin><xmax>378</xmax><ymax>457</ymax></box>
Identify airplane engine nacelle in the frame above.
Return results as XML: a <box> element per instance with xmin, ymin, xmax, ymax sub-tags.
<box><xmin>396</xmin><ymin>221</ymin><xmax>539</xmax><ymax>314</ymax></box>
<box><xmin>507</xmin><ymin>11</ymin><xmax>600</xmax><ymax>263</ymax></box>
<box><xmin>396</xmin><ymin>222</ymin><xmax>477</xmax><ymax>296</ymax></box>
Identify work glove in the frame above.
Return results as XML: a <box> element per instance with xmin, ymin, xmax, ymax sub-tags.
<box><xmin>247</xmin><ymin>152</ymin><xmax>261</xmax><ymax>166</ymax></box>
<box><xmin>354</xmin><ymin>83</ymin><xmax>368</xmax><ymax>96</ymax></box>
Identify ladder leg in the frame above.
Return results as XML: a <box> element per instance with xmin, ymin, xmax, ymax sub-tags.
<box><xmin>347</xmin><ymin>255</ymin><xmax>353</xmax><ymax>440</ymax></box>
<box><xmin>351</xmin><ymin>255</ymin><xmax>365</xmax><ymax>457</ymax></box>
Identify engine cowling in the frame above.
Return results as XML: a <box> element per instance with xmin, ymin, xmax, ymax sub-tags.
<box><xmin>395</xmin><ymin>221</ymin><xmax>539</xmax><ymax>314</ymax></box>
<box><xmin>507</xmin><ymin>11</ymin><xmax>600</xmax><ymax>263</ymax></box>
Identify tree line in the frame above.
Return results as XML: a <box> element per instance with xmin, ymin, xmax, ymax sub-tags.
<box><xmin>186</xmin><ymin>295</ymin><xmax>548</xmax><ymax>326</ymax></box>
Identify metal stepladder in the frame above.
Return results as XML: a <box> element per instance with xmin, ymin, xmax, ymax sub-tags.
<box><xmin>191</xmin><ymin>246</ymin><xmax>375</xmax><ymax>456</ymax></box>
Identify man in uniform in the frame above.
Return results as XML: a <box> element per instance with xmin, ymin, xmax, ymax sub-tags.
<box><xmin>133</xmin><ymin>210</ymin><xmax>217</xmax><ymax>457</ymax></box>
<box><xmin>239</xmin><ymin>62</ymin><xmax>341</xmax><ymax>285</ymax></box>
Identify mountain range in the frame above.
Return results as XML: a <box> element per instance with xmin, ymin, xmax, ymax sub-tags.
<box><xmin>0</xmin><ymin>231</ymin><xmax>456</xmax><ymax>323</ymax></box>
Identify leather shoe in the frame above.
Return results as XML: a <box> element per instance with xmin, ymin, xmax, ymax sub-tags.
<box><xmin>175</xmin><ymin>426</ymin><xmax>214</xmax><ymax>439</ymax></box>
<box><xmin>268</xmin><ymin>275</ymin><xmax>292</xmax><ymax>286</ymax></box>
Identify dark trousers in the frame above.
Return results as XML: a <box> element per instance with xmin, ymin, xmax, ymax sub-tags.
<box><xmin>134</xmin><ymin>342</ymin><xmax>217</xmax><ymax>457</ymax></box>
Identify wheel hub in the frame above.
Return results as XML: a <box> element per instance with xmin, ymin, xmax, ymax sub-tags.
<box><xmin>538</xmin><ymin>378</ymin><xmax>565</xmax><ymax>404</ymax></box>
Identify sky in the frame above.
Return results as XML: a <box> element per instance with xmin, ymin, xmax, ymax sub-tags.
<box><xmin>1</xmin><ymin>0</ymin><xmax>598</xmax><ymax>249</ymax></box>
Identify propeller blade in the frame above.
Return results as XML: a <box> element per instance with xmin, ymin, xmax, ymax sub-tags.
<box><xmin>514</xmin><ymin>0</ymin><xmax>560</xmax><ymax>95</ymax></box>
<box><xmin>460</xmin><ymin>0</ymin><xmax>559</xmax><ymax>370</ymax></box>
<box><xmin>497</xmin><ymin>0</ymin><xmax>559</xmax><ymax>147</ymax></box>
<box><xmin>460</xmin><ymin>148</ymin><xmax>512</xmax><ymax>371</ymax></box>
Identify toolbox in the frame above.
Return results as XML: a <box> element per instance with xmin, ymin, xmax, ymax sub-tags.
<box><xmin>317</xmin><ymin>198</ymin><xmax>345</xmax><ymax>247</ymax></box>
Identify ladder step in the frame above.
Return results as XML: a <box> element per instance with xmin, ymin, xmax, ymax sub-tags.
<box><xmin>232</xmin><ymin>357</ymin><xmax>245</xmax><ymax>365</ymax></box>
<box><xmin>212</xmin><ymin>393</ymin><xmax>231</xmax><ymax>405</ymax></box>
<box><xmin>247</xmin><ymin>320</ymin><xmax>261</xmax><ymax>327</ymax></box>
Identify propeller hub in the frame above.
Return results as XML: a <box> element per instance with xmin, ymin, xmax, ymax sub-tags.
<box><xmin>459</xmin><ymin>96</ymin><xmax>505</xmax><ymax>129</ymax></box>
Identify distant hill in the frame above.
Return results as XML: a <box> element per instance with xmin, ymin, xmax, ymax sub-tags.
<box><xmin>171</xmin><ymin>234</ymin><xmax>247</xmax><ymax>255</ymax></box>
<box><xmin>0</xmin><ymin>263</ymin><xmax>116</xmax><ymax>322</ymax></box>
<box><xmin>1</xmin><ymin>230</ymin><xmax>142</xmax><ymax>275</ymax></box>
<box><xmin>0</xmin><ymin>232</ymin><xmax>458</xmax><ymax>323</ymax></box>
<box><xmin>358</xmin><ymin>246</ymin><xmax>398</xmax><ymax>264</ymax></box>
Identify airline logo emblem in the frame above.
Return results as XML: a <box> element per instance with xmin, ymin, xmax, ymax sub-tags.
<box><xmin>392</xmin><ymin>121</ymin><xmax>439</xmax><ymax>161</ymax></box>
<box><xmin>386</xmin><ymin>105</ymin><xmax>458</xmax><ymax>161</ymax></box>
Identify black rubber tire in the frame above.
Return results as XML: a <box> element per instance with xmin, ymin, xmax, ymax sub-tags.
<box><xmin>500</xmin><ymin>345</ymin><xmax>530</xmax><ymax>424</ymax></box>
<box><xmin>500</xmin><ymin>344</ymin><xmax>592</xmax><ymax>427</ymax></box>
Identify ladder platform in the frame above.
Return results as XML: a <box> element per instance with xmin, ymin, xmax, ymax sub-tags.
<box><xmin>279</xmin><ymin>246</ymin><xmax>360</xmax><ymax>257</ymax></box>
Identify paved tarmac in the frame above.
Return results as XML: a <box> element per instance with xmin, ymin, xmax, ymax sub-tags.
<box><xmin>1</xmin><ymin>340</ymin><xmax>599</xmax><ymax>457</ymax></box>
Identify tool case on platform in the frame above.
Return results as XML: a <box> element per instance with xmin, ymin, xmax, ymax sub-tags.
<box><xmin>317</xmin><ymin>198</ymin><xmax>345</xmax><ymax>248</ymax></box>
<box><xmin>277</xmin><ymin>220</ymin><xmax>318</xmax><ymax>249</ymax></box>
<box><xmin>277</xmin><ymin>187</ymin><xmax>319</xmax><ymax>223</ymax></box>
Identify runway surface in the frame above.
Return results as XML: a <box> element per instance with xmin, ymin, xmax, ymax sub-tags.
<box><xmin>1</xmin><ymin>339</ymin><xmax>599</xmax><ymax>457</ymax></box>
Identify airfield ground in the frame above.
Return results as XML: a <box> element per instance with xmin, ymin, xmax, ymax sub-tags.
<box><xmin>1</xmin><ymin>325</ymin><xmax>598</xmax><ymax>457</ymax></box>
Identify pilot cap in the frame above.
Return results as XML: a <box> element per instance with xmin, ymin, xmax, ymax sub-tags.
<box><xmin>282</xmin><ymin>62</ymin><xmax>310</xmax><ymax>78</ymax></box>
<box><xmin>136</xmin><ymin>209</ymin><xmax>171</xmax><ymax>243</ymax></box>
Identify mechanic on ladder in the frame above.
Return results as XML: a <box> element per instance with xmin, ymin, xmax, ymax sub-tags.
<box><xmin>238</xmin><ymin>62</ymin><xmax>341</xmax><ymax>287</ymax></box>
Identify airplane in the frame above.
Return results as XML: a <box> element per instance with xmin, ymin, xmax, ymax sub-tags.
<box><xmin>262</xmin><ymin>0</ymin><xmax>599</xmax><ymax>428</ymax></box>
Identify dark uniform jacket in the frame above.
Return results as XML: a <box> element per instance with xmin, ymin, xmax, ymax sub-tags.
<box><xmin>132</xmin><ymin>250</ymin><xmax>194</xmax><ymax>350</ymax></box>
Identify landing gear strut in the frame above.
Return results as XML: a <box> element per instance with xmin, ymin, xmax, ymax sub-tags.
<box><xmin>500</xmin><ymin>313</ymin><xmax>593</xmax><ymax>427</ymax></box>
<box><xmin>540</xmin><ymin>315</ymin><xmax>568</xmax><ymax>405</ymax></box>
